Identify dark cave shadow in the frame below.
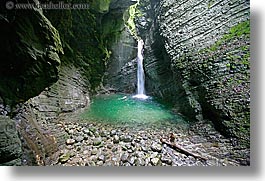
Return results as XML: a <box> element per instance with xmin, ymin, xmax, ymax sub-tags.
<box><xmin>9</xmin><ymin>10</ymin><xmax>262</xmax><ymax>179</ymax></box>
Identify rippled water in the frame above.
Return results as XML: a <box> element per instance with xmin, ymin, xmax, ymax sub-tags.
<box><xmin>80</xmin><ymin>94</ymin><xmax>187</xmax><ymax>127</ymax></box>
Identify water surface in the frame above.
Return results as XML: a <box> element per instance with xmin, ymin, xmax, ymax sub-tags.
<box><xmin>81</xmin><ymin>94</ymin><xmax>187</xmax><ymax>128</ymax></box>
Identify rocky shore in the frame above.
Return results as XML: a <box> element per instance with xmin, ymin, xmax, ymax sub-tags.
<box><xmin>49</xmin><ymin>115</ymin><xmax>250</xmax><ymax>166</ymax></box>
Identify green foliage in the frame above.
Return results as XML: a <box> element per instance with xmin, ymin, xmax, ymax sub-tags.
<box><xmin>124</xmin><ymin>0</ymin><xmax>141</xmax><ymax>39</ymax></box>
<box><xmin>207</xmin><ymin>0</ymin><xmax>215</xmax><ymax>8</ymax></box>
<box><xmin>208</xmin><ymin>21</ymin><xmax>250</xmax><ymax>51</ymax></box>
<box><xmin>90</xmin><ymin>0</ymin><xmax>111</xmax><ymax>13</ymax></box>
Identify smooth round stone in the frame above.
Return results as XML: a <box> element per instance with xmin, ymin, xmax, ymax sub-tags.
<box><xmin>83</xmin><ymin>129</ymin><xmax>90</xmax><ymax>134</ymax></box>
<box><xmin>100</xmin><ymin>131</ymin><xmax>107</xmax><ymax>137</ymax></box>
<box><xmin>112</xmin><ymin>147</ymin><xmax>118</xmax><ymax>152</ymax></box>
<box><xmin>66</xmin><ymin>139</ymin><xmax>75</xmax><ymax>145</ymax></box>
<box><xmin>141</xmin><ymin>146</ymin><xmax>148</xmax><ymax>152</ymax></box>
<box><xmin>110</xmin><ymin>130</ymin><xmax>117</xmax><ymax>136</ymax></box>
<box><xmin>123</xmin><ymin>162</ymin><xmax>131</xmax><ymax>166</ymax></box>
<box><xmin>151</xmin><ymin>142</ymin><xmax>162</xmax><ymax>152</ymax></box>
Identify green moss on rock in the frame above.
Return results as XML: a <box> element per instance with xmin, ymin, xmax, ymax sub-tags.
<box><xmin>0</xmin><ymin>5</ymin><xmax>63</xmax><ymax>106</ymax></box>
<box><xmin>91</xmin><ymin>0</ymin><xmax>111</xmax><ymax>13</ymax></box>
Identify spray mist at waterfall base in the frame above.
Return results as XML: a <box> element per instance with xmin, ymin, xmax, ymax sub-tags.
<box><xmin>80</xmin><ymin>94</ymin><xmax>187</xmax><ymax>128</ymax></box>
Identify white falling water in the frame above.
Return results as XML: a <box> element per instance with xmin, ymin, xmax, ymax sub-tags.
<box><xmin>133</xmin><ymin>39</ymin><xmax>148</xmax><ymax>99</ymax></box>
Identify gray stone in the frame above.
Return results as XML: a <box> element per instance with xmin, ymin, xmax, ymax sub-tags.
<box><xmin>91</xmin><ymin>148</ymin><xmax>98</xmax><ymax>155</ymax></box>
<box><xmin>75</xmin><ymin>135</ymin><xmax>84</xmax><ymax>142</ymax></box>
<box><xmin>161</xmin><ymin>156</ymin><xmax>172</xmax><ymax>165</ymax></box>
<box><xmin>83</xmin><ymin>129</ymin><xmax>90</xmax><ymax>134</ymax></box>
<box><xmin>151</xmin><ymin>158</ymin><xmax>160</xmax><ymax>166</ymax></box>
<box><xmin>113</xmin><ymin>135</ymin><xmax>120</xmax><ymax>144</ymax></box>
<box><xmin>128</xmin><ymin>156</ymin><xmax>136</xmax><ymax>165</ymax></box>
<box><xmin>0</xmin><ymin>116</ymin><xmax>22</xmax><ymax>166</ymax></box>
<box><xmin>135</xmin><ymin>158</ymin><xmax>145</xmax><ymax>166</ymax></box>
<box><xmin>93</xmin><ymin>138</ymin><xmax>102</xmax><ymax>146</ymax></box>
<box><xmin>151</xmin><ymin>142</ymin><xmax>162</xmax><ymax>152</ymax></box>
<box><xmin>121</xmin><ymin>153</ymin><xmax>129</xmax><ymax>162</ymax></box>
<box><xmin>98</xmin><ymin>155</ymin><xmax>105</xmax><ymax>162</ymax></box>
<box><xmin>66</xmin><ymin>139</ymin><xmax>75</xmax><ymax>145</ymax></box>
<box><xmin>110</xmin><ymin>130</ymin><xmax>117</xmax><ymax>136</ymax></box>
<box><xmin>120</xmin><ymin>135</ymin><xmax>133</xmax><ymax>143</ymax></box>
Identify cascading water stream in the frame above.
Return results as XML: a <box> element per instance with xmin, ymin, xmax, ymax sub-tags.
<box><xmin>133</xmin><ymin>39</ymin><xmax>149</xmax><ymax>99</ymax></box>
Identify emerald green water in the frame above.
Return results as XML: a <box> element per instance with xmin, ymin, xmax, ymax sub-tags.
<box><xmin>80</xmin><ymin>94</ymin><xmax>187</xmax><ymax>127</ymax></box>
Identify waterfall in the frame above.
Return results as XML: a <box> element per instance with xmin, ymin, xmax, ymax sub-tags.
<box><xmin>133</xmin><ymin>39</ymin><xmax>148</xmax><ymax>99</ymax></box>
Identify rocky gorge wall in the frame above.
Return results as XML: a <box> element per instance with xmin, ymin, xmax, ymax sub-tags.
<box><xmin>0</xmin><ymin>0</ymin><xmax>250</xmax><ymax>166</ymax></box>
<box><xmin>0</xmin><ymin>0</ymin><xmax>63</xmax><ymax>165</ymax></box>
<box><xmin>153</xmin><ymin>0</ymin><xmax>250</xmax><ymax>146</ymax></box>
<box><xmin>105</xmin><ymin>0</ymin><xmax>250</xmax><ymax>147</ymax></box>
<box><xmin>16</xmin><ymin>65</ymin><xmax>90</xmax><ymax>165</ymax></box>
<box><xmin>1</xmin><ymin>0</ymin><xmax>137</xmax><ymax>165</ymax></box>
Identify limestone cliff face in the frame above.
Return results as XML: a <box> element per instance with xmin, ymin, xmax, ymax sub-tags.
<box><xmin>15</xmin><ymin>65</ymin><xmax>90</xmax><ymax>165</ymax></box>
<box><xmin>156</xmin><ymin>0</ymin><xmax>250</xmax><ymax>146</ymax></box>
<box><xmin>103</xmin><ymin>1</ymin><xmax>138</xmax><ymax>93</ymax></box>
<box><xmin>105</xmin><ymin>0</ymin><xmax>250</xmax><ymax>146</ymax></box>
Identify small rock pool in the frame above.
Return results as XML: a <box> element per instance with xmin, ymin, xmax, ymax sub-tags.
<box><xmin>80</xmin><ymin>94</ymin><xmax>188</xmax><ymax>128</ymax></box>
